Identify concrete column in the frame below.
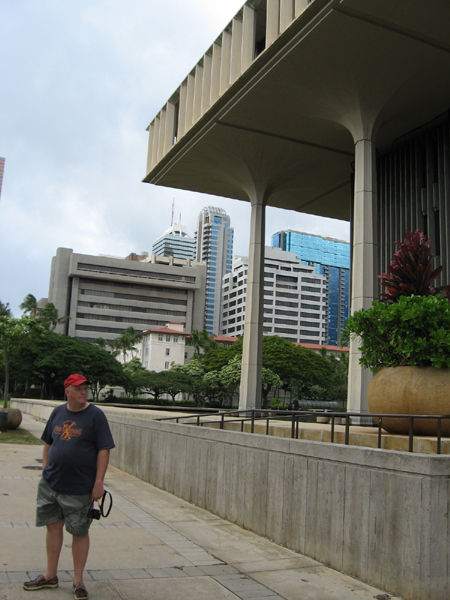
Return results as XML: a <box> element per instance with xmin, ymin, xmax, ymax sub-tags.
<box><xmin>185</xmin><ymin>73</ymin><xmax>196</xmax><ymax>132</ymax></box>
<box><xmin>294</xmin><ymin>0</ymin><xmax>309</xmax><ymax>17</ymax></box>
<box><xmin>201</xmin><ymin>53</ymin><xmax>212</xmax><ymax>115</ymax></box>
<box><xmin>242</xmin><ymin>4</ymin><xmax>256</xmax><ymax>71</ymax></box>
<box><xmin>210</xmin><ymin>43</ymin><xmax>222</xmax><ymax>104</ymax></box>
<box><xmin>266</xmin><ymin>0</ymin><xmax>280</xmax><ymax>47</ymax></box>
<box><xmin>239</xmin><ymin>195</ymin><xmax>266</xmax><ymax>410</ymax></box>
<box><xmin>151</xmin><ymin>116</ymin><xmax>160</xmax><ymax>170</ymax></box>
<box><xmin>157</xmin><ymin>108</ymin><xmax>166</xmax><ymax>162</ymax></box>
<box><xmin>163</xmin><ymin>102</ymin><xmax>176</xmax><ymax>155</ymax></box>
<box><xmin>220</xmin><ymin>31</ymin><xmax>232</xmax><ymax>95</ymax></box>
<box><xmin>178</xmin><ymin>81</ymin><xmax>188</xmax><ymax>138</ymax></box>
<box><xmin>230</xmin><ymin>18</ymin><xmax>243</xmax><ymax>85</ymax></box>
<box><xmin>146</xmin><ymin>123</ymin><xmax>155</xmax><ymax>174</ymax></box>
<box><xmin>280</xmin><ymin>0</ymin><xmax>294</xmax><ymax>32</ymax></box>
<box><xmin>347</xmin><ymin>139</ymin><xmax>378</xmax><ymax>414</ymax></box>
<box><xmin>193</xmin><ymin>64</ymin><xmax>204</xmax><ymax>123</ymax></box>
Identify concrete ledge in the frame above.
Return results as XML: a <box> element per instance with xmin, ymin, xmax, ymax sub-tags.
<box><xmin>12</xmin><ymin>398</ymin><xmax>450</xmax><ymax>600</ymax></box>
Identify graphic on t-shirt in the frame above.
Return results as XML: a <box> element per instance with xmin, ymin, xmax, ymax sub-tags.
<box><xmin>54</xmin><ymin>420</ymin><xmax>83</xmax><ymax>440</ymax></box>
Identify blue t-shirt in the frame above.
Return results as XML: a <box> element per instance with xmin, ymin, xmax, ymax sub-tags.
<box><xmin>41</xmin><ymin>403</ymin><xmax>115</xmax><ymax>495</ymax></box>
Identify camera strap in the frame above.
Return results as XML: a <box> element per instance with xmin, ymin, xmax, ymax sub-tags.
<box><xmin>99</xmin><ymin>490</ymin><xmax>113</xmax><ymax>518</ymax></box>
<box><xmin>91</xmin><ymin>490</ymin><xmax>113</xmax><ymax>518</ymax></box>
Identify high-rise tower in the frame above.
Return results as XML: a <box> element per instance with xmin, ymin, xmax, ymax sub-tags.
<box><xmin>271</xmin><ymin>230</ymin><xmax>350</xmax><ymax>346</ymax></box>
<box><xmin>152</xmin><ymin>222</ymin><xmax>196</xmax><ymax>261</ymax></box>
<box><xmin>195</xmin><ymin>207</ymin><xmax>234</xmax><ymax>335</ymax></box>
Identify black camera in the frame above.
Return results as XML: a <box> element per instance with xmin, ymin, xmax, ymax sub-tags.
<box><xmin>89</xmin><ymin>491</ymin><xmax>112</xmax><ymax>520</ymax></box>
<box><xmin>90</xmin><ymin>507</ymin><xmax>101</xmax><ymax>520</ymax></box>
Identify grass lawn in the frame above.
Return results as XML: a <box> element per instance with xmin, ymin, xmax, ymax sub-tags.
<box><xmin>0</xmin><ymin>428</ymin><xmax>43</xmax><ymax>445</ymax></box>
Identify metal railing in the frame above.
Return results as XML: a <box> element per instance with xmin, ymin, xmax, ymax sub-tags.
<box><xmin>156</xmin><ymin>409</ymin><xmax>450</xmax><ymax>454</ymax></box>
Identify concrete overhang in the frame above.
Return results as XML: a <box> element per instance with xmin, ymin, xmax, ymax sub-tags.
<box><xmin>144</xmin><ymin>0</ymin><xmax>450</xmax><ymax>222</ymax></box>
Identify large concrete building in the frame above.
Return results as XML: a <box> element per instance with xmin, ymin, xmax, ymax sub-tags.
<box><xmin>195</xmin><ymin>206</ymin><xmax>234</xmax><ymax>335</ymax></box>
<box><xmin>222</xmin><ymin>247</ymin><xmax>327</xmax><ymax>344</ymax></box>
<box><xmin>271</xmin><ymin>230</ymin><xmax>350</xmax><ymax>345</ymax></box>
<box><xmin>48</xmin><ymin>248</ymin><xmax>206</xmax><ymax>345</ymax></box>
<box><xmin>152</xmin><ymin>222</ymin><xmax>196</xmax><ymax>261</ymax></box>
<box><xmin>143</xmin><ymin>0</ymin><xmax>450</xmax><ymax>415</ymax></box>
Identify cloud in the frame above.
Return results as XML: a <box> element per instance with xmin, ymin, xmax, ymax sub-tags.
<box><xmin>0</xmin><ymin>0</ymin><xmax>349</xmax><ymax>317</ymax></box>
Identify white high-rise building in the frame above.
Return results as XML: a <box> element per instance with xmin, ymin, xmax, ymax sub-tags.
<box><xmin>195</xmin><ymin>207</ymin><xmax>234</xmax><ymax>335</ymax></box>
<box><xmin>152</xmin><ymin>222</ymin><xmax>196</xmax><ymax>261</ymax></box>
<box><xmin>221</xmin><ymin>247</ymin><xmax>327</xmax><ymax>345</ymax></box>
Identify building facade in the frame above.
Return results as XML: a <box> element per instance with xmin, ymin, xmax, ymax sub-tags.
<box><xmin>47</xmin><ymin>248</ymin><xmax>206</xmax><ymax>345</ymax></box>
<box><xmin>195</xmin><ymin>206</ymin><xmax>234</xmax><ymax>335</ymax></box>
<box><xmin>221</xmin><ymin>247</ymin><xmax>327</xmax><ymax>345</ymax></box>
<box><xmin>116</xmin><ymin>322</ymin><xmax>187</xmax><ymax>371</ymax></box>
<box><xmin>271</xmin><ymin>231</ymin><xmax>350</xmax><ymax>345</ymax></box>
<box><xmin>152</xmin><ymin>222</ymin><xmax>196</xmax><ymax>261</ymax></box>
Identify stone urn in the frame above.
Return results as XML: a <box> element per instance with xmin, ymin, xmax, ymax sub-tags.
<box><xmin>6</xmin><ymin>408</ymin><xmax>22</xmax><ymax>430</ymax></box>
<box><xmin>367</xmin><ymin>366</ymin><xmax>450</xmax><ymax>436</ymax></box>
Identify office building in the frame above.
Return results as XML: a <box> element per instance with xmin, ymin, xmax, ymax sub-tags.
<box><xmin>195</xmin><ymin>206</ymin><xmax>234</xmax><ymax>335</ymax></box>
<box><xmin>222</xmin><ymin>247</ymin><xmax>326</xmax><ymax>345</ymax></box>
<box><xmin>152</xmin><ymin>222</ymin><xmax>196</xmax><ymax>261</ymax></box>
<box><xmin>271</xmin><ymin>231</ymin><xmax>350</xmax><ymax>345</ymax></box>
<box><xmin>47</xmin><ymin>248</ymin><xmax>206</xmax><ymax>345</ymax></box>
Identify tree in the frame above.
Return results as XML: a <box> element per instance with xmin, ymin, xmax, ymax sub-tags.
<box><xmin>171</xmin><ymin>357</ymin><xmax>206</xmax><ymax>405</ymax></box>
<box><xmin>20</xmin><ymin>294</ymin><xmax>38</xmax><ymax>317</ymax></box>
<box><xmin>186</xmin><ymin>329</ymin><xmax>210</xmax><ymax>356</ymax></box>
<box><xmin>203</xmin><ymin>338</ymin><xmax>243</xmax><ymax>371</ymax></box>
<box><xmin>38</xmin><ymin>302</ymin><xmax>69</xmax><ymax>331</ymax></box>
<box><xmin>0</xmin><ymin>300</ymin><xmax>12</xmax><ymax>317</ymax></box>
<box><xmin>0</xmin><ymin>315</ymin><xmax>43</xmax><ymax>406</ymax></box>
<box><xmin>113</xmin><ymin>327</ymin><xmax>142</xmax><ymax>363</ymax></box>
<box><xmin>122</xmin><ymin>358</ymin><xmax>152</xmax><ymax>397</ymax></box>
<box><xmin>31</xmin><ymin>331</ymin><xmax>127</xmax><ymax>399</ymax></box>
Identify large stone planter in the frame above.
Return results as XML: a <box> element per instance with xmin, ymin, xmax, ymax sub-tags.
<box><xmin>367</xmin><ymin>366</ymin><xmax>450</xmax><ymax>436</ymax></box>
<box><xmin>6</xmin><ymin>407</ymin><xmax>22</xmax><ymax>430</ymax></box>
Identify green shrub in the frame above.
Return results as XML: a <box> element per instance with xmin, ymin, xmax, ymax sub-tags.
<box><xmin>343</xmin><ymin>295</ymin><xmax>450</xmax><ymax>373</ymax></box>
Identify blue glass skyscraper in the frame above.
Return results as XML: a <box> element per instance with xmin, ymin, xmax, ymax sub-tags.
<box><xmin>195</xmin><ymin>207</ymin><xmax>234</xmax><ymax>335</ymax></box>
<box><xmin>271</xmin><ymin>230</ymin><xmax>350</xmax><ymax>346</ymax></box>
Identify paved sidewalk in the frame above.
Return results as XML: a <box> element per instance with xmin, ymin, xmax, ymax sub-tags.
<box><xmin>0</xmin><ymin>414</ymin><xmax>399</xmax><ymax>600</ymax></box>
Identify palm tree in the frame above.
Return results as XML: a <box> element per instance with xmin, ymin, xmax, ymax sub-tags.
<box><xmin>186</xmin><ymin>328</ymin><xmax>210</xmax><ymax>355</ymax></box>
<box><xmin>0</xmin><ymin>300</ymin><xmax>12</xmax><ymax>317</ymax></box>
<box><xmin>39</xmin><ymin>302</ymin><xmax>69</xmax><ymax>331</ymax></box>
<box><xmin>19</xmin><ymin>294</ymin><xmax>38</xmax><ymax>317</ymax></box>
<box><xmin>114</xmin><ymin>327</ymin><xmax>142</xmax><ymax>362</ymax></box>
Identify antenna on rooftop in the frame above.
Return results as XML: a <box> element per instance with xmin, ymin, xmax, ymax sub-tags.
<box><xmin>170</xmin><ymin>199</ymin><xmax>175</xmax><ymax>226</ymax></box>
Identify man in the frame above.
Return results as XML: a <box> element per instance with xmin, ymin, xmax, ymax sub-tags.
<box><xmin>23</xmin><ymin>374</ymin><xmax>115</xmax><ymax>600</ymax></box>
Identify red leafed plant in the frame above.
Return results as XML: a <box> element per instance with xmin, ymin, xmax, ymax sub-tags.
<box><xmin>378</xmin><ymin>230</ymin><xmax>445</xmax><ymax>303</ymax></box>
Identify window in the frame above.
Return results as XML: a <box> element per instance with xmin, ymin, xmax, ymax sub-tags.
<box><xmin>214</xmin><ymin>216</ymin><xmax>221</xmax><ymax>224</ymax></box>
<box><xmin>158</xmin><ymin>334</ymin><xmax>163</xmax><ymax>341</ymax></box>
<box><xmin>165</xmin><ymin>348</ymin><xmax>170</xmax><ymax>356</ymax></box>
<box><xmin>165</xmin><ymin>361</ymin><xmax>170</xmax><ymax>370</ymax></box>
<box><xmin>166</xmin><ymin>335</ymin><xmax>171</xmax><ymax>342</ymax></box>
<box><xmin>174</xmin><ymin>336</ymin><xmax>178</xmax><ymax>342</ymax></box>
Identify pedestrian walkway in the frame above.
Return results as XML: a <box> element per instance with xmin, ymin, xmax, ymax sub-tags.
<box><xmin>0</xmin><ymin>414</ymin><xmax>399</xmax><ymax>600</ymax></box>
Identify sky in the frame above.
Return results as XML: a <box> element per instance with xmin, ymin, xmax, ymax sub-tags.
<box><xmin>0</xmin><ymin>0</ymin><xmax>350</xmax><ymax>317</ymax></box>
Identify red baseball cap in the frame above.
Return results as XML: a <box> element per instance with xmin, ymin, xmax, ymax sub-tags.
<box><xmin>64</xmin><ymin>374</ymin><xmax>91</xmax><ymax>390</ymax></box>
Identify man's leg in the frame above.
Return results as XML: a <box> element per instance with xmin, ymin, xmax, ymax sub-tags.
<box><xmin>72</xmin><ymin>533</ymin><xmax>90</xmax><ymax>584</ymax></box>
<box><xmin>44</xmin><ymin>520</ymin><xmax>64</xmax><ymax>580</ymax></box>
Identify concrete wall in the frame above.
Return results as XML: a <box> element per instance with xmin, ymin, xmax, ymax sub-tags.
<box><xmin>13</xmin><ymin>398</ymin><xmax>450</xmax><ymax>600</ymax></box>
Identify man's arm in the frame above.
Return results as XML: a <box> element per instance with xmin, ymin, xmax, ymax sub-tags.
<box><xmin>92</xmin><ymin>449</ymin><xmax>110</xmax><ymax>501</ymax></box>
<box><xmin>42</xmin><ymin>443</ymin><xmax>51</xmax><ymax>469</ymax></box>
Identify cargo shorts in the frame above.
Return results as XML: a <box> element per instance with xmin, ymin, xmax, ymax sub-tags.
<box><xmin>36</xmin><ymin>477</ymin><xmax>93</xmax><ymax>537</ymax></box>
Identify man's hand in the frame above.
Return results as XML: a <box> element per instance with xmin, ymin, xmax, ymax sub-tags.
<box><xmin>92</xmin><ymin>449</ymin><xmax>110</xmax><ymax>501</ymax></box>
<box><xmin>92</xmin><ymin>481</ymin><xmax>105</xmax><ymax>502</ymax></box>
